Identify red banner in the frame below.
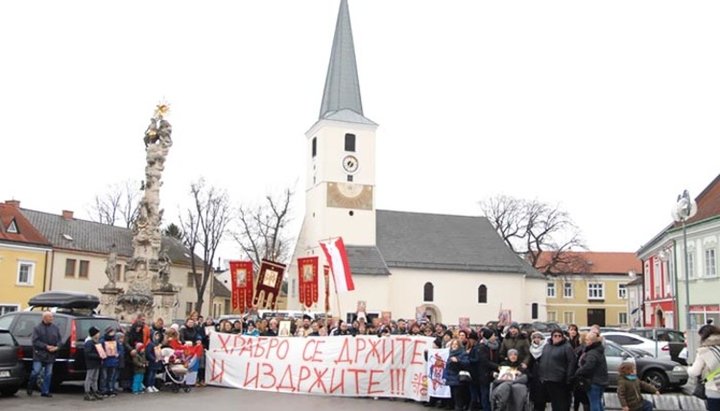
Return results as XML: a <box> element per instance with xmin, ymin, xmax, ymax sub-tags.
<box><xmin>297</xmin><ymin>257</ymin><xmax>319</xmax><ymax>309</ymax></box>
<box><xmin>229</xmin><ymin>261</ymin><xmax>254</xmax><ymax>312</ymax></box>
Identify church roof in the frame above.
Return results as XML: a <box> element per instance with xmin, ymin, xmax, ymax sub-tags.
<box><xmin>319</xmin><ymin>0</ymin><xmax>372</xmax><ymax>124</ymax></box>
<box><xmin>20</xmin><ymin>207</ymin><xmax>197</xmax><ymax>266</ymax></box>
<box><xmin>373</xmin><ymin>210</ymin><xmax>544</xmax><ymax>278</ymax></box>
<box><xmin>345</xmin><ymin>245</ymin><xmax>390</xmax><ymax>275</ymax></box>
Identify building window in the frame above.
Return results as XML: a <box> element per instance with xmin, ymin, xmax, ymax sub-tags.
<box><xmin>291</xmin><ymin>278</ymin><xmax>296</xmax><ymax>298</ymax></box>
<box><xmin>344</xmin><ymin>133</ymin><xmax>356</xmax><ymax>152</ymax></box>
<box><xmin>547</xmin><ymin>282</ymin><xmax>556</xmax><ymax>298</ymax></box>
<box><xmin>79</xmin><ymin>260</ymin><xmax>90</xmax><ymax>279</ymax></box>
<box><xmin>653</xmin><ymin>259</ymin><xmax>661</xmax><ymax>296</ymax></box>
<box><xmin>17</xmin><ymin>261</ymin><xmax>35</xmax><ymax>285</ymax></box>
<box><xmin>185</xmin><ymin>302</ymin><xmax>194</xmax><ymax>316</ymax></box>
<box><xmin>312</xmin><ymin>137</ymin><xmax>317</xmax><ymax>158</ymax></box>
<box><xmin>478</xmin><ymin>285</ymin><xmax>487</xmax><ymax>304</ymax></box>
<box><xmin>187</xmin><ymin>273</ymin><xmax>195</xmax><ymax>287</ymax></box>
<box><xmin>688</xmin><ymin>251</ymin><xmax>695</xmax><ymax>279</ymax></box>
<box><xmin>423</xmin><ymin>282</ymin><xmax>434</xmax><ymax>302</ymax></box>
<box><xmin>588</xmin><ymin>283</ymin><xmax>604</xmax><ymax>300</ymax></box>
<box><xmin>65</xmin><ymin>259</ymin><xmax>76</xmax><ymax>278</ymax></box>
<box><xmin>563</xmin><ymin>282</ymin><xmax>573</xmax><ymax>298</ymax></box>
<box><xmin>224</xmin><ymin>299</ymin><xmax>231</xmax><ymax>315</ymax></box>
<box><xmin>116</xmin><ymin>264</ymin><xmax>123</xmax><ymax>282</ymax></box>
<box><xmin>547</xmin><ymin>311</ymin><xmax>557</xmax><ymax>322</ymax></box>
<box><xmin>705</xmin><ymin>248</ymin><xmax>717</xmax><ymax>277</ymax></box>
<box><xmin>619</xmin><ymin>312</ymin><xmax>628</xmax><ymax>325</ymax></box>
<box><xmin>347</xmin><ymin>175</ymin><xmax>353</xmax><ymax>182</ymax></box>
<box><xmin>0</xmin><ymin>305</ymin><xmax>19</xmax><ymax>315</ymax></box>
<box><xmin>618</xmin><ymin>284</ymin><xmax>627</xmax><ymax>299</ymax></box>
<box><xmin>563</xmin><ymin>311</ymin><xmax>575</xmax><ymax>325</ymax></box>
<box><xmin>7</xmin><ymin>219</ymin><xmax>18</xmax><ymax>233</ymax></box>
<box><xmin>531</xmin><ymin>303</ymin><xmax>539</xmax><ymax>320</ymax></box>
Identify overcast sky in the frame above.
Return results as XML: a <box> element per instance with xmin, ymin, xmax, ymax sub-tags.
<box><xmin>2</xmin><ymin>0</ymin><xmax>719</xmax><ymax>259</ymax></box>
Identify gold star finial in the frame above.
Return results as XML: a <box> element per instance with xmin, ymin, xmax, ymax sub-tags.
<box><xmin>154</xmin><ymin>101</ymin><xmax>170</xmax><ymax>118</ymax></box>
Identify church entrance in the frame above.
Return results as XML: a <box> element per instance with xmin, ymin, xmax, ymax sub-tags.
<box><xmin>421</xmin><ymin>305</ymin><xmax>442</xmax><ymax>324</ymax></box>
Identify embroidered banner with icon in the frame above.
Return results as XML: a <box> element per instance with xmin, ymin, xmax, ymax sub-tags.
<box><xmin>253</xmin><ymin>259</ymin><xmax>286</xmax><ymax>310</ymax></box>
<box><xmin>297</xmin><ymin>256</ymin><xmax>319</xmax><ymax>309</ymax></box>
<box><xmin>229</xmin><ymin>261</ymin><xmax>254</xmax><ymax>311</ymax></box>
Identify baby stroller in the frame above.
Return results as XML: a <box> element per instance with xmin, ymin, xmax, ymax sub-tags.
<box><xmin>158</xmin><ymin>347</ymin><xmax>192</xmax><ymax>393</ymax></box>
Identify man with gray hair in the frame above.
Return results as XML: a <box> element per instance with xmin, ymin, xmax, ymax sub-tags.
<box><xmin>27</xmin><ymin>311</ymin><xmax>63</xmax><ymax>397</ymax></box>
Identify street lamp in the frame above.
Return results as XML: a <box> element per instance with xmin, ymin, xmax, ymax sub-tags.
<box><xmin>671</xmin><ymin>189</ymin><xmax>697</xmax><ymax>333</ymax></box>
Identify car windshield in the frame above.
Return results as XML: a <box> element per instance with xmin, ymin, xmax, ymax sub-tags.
<box><xmin>76</xmin><ymin>319</ymin><xmax>119</xmax><ymax>340</ymax></box>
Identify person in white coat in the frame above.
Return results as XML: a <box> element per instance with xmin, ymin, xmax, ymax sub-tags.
<box><xmin>688</xmin><ymin>325</ymin><xmax>720</xmax><ymax>411</ymax></box>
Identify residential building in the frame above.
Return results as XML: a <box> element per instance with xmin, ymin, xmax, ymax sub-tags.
<box><xmin>541</xmin><ymin>251</ymin><xmax>641</xmax><ymax>327</ymax></box>
<box><xmin>626</xmin><ymin>275</ymin><xmax>644</xmax><ymax>327</ymax></box>
<box><xmin>16</xmin><ymin>204</ymin><xmax>212</xmax><ymax>320</ymax></box>
<box><xmin>0</xmin><ymin>200</ymin><xmax>52</xmax><ymax>312</ymax></box>
<box><xmin>287</xmin><ymin>0</ymin><xmax>547</xmax><ymax>324</ymax></box>
<box><xmin>637</xmin><ymin>174</ymin><xmax>720</xmax><ymax>329</ymax></box>
<box><xmin>211</xmin><ymin>276</ymin><xmax>232</xmax><ymax>319</ymax></box>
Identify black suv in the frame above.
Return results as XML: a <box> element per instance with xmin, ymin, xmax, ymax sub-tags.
<box><xmin>0</xmin><ymin>328</ymin><xmax>24</xmax><ymax>396</ymax></box>
<box><xmin>0</xmin><ymin>291</ymin><xmax>120</xmax><ymax>387</ymax></box>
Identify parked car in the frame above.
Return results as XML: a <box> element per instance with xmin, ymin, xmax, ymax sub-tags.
<box><xmin>602</xmin><ymin>331</ymin><xmax>672</xmax><ymax>362</ymax></box>
<box><xmin>628</xmin><ymin>327</ymin><xmax>686</xmax><ymax>365</ymax></box>
<box><xmin>0</xmin><ymin>291</ymin><xmax>120</xmax><ymax>388</ymax></box>
<box><xmin>0</xmin><ymin>329</ymin><xmax>24</xmax><ymax>396</ymax></box>
<box><xmin>604</xmin><ymin>340</ymin><xmax>687</xmax><ymax>391</ymax></box>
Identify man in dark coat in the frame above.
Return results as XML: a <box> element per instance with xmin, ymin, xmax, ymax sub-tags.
<box><xmin>575</xmin><ymin>332</ymin><xmax>608</xmax><ymax>411</ymax></box>
<box><xmin>27</xmin><ymin>311</ymin><xmax>63</xmax><ymax>397</ymax></box>
<box><xmin>538</xmin><ymin>330</ymin><xmax>577</xmax><ymax>411</ymax></box>
<box><xmin>469</xmin><ymin>329</ymin><xmax>499</xmax><ymax>411</ymax></box>
<box><xmin>499</xmin><ymin>323</ymin><xmax>530</xmax><ymax>365</ymax></box>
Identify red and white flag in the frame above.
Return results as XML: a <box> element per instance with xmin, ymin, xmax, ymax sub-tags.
<box><xmin>319</xmin><ymin>237</ymin><xmax>355</xmax><ymax>293</ymax></box>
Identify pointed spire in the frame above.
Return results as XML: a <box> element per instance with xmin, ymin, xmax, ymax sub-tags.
<box><xmin>319</xmin><ymin>0</ymin><xmax>364</xmax><ymax>120</ymax></box>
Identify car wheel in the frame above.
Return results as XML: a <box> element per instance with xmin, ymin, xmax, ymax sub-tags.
<box><xmin>1</xmin><ymin>386</ymin><xmax>20</xmax><ymax>397</ymax></box>
<box><xmin>642</xmin><ymin>369</ymin><xmax>669</xmax><ymax>392</ymax></box>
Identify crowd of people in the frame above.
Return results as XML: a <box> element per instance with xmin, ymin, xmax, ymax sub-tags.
<box><xmin>23</xmin><ymin>309</ymin><xmax>720</xmax><ymax>411</ymax></box>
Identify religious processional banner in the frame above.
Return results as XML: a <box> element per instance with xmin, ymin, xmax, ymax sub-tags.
<box><xmin>205</xmin><ymin>333</ymin><xmax>434</xmax><ymax>401</ymax></box>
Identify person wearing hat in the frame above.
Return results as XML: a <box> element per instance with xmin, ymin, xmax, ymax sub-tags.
<box><xmin>99</xmin><ymin>326</ymin><xmax>121</xmax><ymax>396</ymax></box>
<box><xmin>471</xmin><ymin>329</ymin><xmax>499</xmax><ymax>411</ymax></box>
<box><xmin>131</xmin><ymin>343</ymin><xmax>148</xmax><ymax>394</ymax></box>
<box><xmin>500</xmin><ymin>324</ymin><xmax>530</xmax><ymax>366</ymax></box>
<box><xmin>528</xmin><ymin>331</ymin><xmax>547</xmax><ymax>411</ymax></box>
<box><xmin>83</xmin><ymin>326</ymin><xmax>104</xmax><ymax>401</ymax></box>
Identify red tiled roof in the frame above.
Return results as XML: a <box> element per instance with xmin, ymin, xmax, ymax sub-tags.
<box><xmin>536</xmin><ymin>251</ymin><xmax>642</xmax><ymax>275</ymax></box>
<box><xmin>0</xmin><ymin>201</ymin><xmax>50</xmax><ymax>247</ymax></box>
<box><xmin>675</xmin><ymin>174</ymin><xmax>720</xmax><ymax>227</ymax></box>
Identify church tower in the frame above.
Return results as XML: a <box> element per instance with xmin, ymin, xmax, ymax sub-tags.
<box><xmin>303</xmin><ymin>0</ymin><xmax>377</xmax><ymax>247</ymax></box>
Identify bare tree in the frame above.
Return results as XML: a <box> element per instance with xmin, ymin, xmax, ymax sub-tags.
<box><xmin>234</xmin><ymin>188</ymin><xmax>294</xmax><ymax>271</ymax></box>
<box><xmin>88</xmin><ymin>180</ymin><xmax>140</xmax><ymax>228</ymax></box>
<box><xmin>479</xmin><ymin>195</ymin><xmax>585</xmax><ymax>275</ymax></box>
<box><xmin>180</xmin><ymin>179</ymin><xmax>232</xmax><ymax>314</ymax></box>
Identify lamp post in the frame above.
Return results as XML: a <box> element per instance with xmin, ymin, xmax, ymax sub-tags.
<box><xmin>671</xmin><ymin>189</ymin><xmax>697</xmax><ymax>333</ymax></box>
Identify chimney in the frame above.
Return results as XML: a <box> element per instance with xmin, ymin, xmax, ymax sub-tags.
<box><xmin>62</xmin><ymin>210</ymin><xmax>74</xmax><ymax>220</ymax></box>
<box><xmin>5</xmin><ymin>200</ymin><xmax>20</xmax><ymax>208</ymax></box>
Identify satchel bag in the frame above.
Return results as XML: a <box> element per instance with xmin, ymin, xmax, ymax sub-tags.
<box><xmin>458</xmin><ymin>370</ymin><xmax>473</xmax><ymax>383</ymax></box>
<box><xmin>693</xmin><ymin>346</ymin><xmax>720</xmax><ymax>400</ymax></box>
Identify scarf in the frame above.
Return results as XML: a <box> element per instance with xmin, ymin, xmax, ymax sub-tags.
<box><xmin>625</xmin><ymin>375</ymin><xmax>637</xmax><ymax>381</ymax></box>
<box><xmin>486</xmin><ymin>339</ymin><xmax>500</xmax><ymax>351</ymax></box>
<box><xmin>530</xmin><ymin>339</ymin><xmax>547</xmax><ymax>359</ymax></box>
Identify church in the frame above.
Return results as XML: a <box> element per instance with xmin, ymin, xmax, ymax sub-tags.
<box><xmin>288</xmin><ymin>0</ymin><xmax>546</xmax><ymax>326</ymax></box>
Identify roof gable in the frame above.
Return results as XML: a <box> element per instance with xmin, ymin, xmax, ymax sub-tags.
<box><xmin>375</xmin><ymin>210</ymin><xmax>543</xmax><ymax>277</ymax></box>
<box><xmin>0</xmin><ymin>202</ymin><xmax>50</xmax><ymax>247</ymax></box>
<box><xmin>676</xmin><ymin>173</ymin><xmax>720</xmax><ymax>226</ymax></box>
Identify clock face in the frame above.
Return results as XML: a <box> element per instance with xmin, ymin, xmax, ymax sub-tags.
<box><xmin>342</xmin><ymin>155</ymin><xmax>359</xmax><ymax>174</ymax></box>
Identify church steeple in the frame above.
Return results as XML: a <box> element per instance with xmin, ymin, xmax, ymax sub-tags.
<box><xmin>319</xmin><ymin>0</ymin><xmax>371</xmax><ymax>124</ymax></box>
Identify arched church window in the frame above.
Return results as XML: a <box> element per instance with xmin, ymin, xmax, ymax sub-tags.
<box><xmin>423</xmin><ymin>282</ymin><xmax>434</xmax><ymax>302</ymax></box>
<box><xmin>478</xmin><ymin>285</ymin><xmax>487</xmax><ymax>303</ymax></box>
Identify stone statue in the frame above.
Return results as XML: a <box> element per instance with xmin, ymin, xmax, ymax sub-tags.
<box><xmin>104</xmin><ymin>244</ymin><xmax>118</xmax><ymax>288</ymax></box>
<box><xmin>157</xmin><ymin>251</ymin><xmax>172</xmax><ymax>290</ymax></box>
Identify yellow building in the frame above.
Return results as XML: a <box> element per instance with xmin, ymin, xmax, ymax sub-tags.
<box><xmin>541</xmin><ymin>251</ymin><xmax>642</xmax><ymax>327</ymax></box>
<box><xmin>0</xmin><ymin>200</ymin><xmax>51</xmax><ymax>313</ymax></box>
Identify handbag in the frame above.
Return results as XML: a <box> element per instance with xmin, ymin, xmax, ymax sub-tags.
<box><xmin>458</xmin><ymin>370</ymin><xmax>473</xmax><ymax>383</ymax></box>
<box><xmin>693</xmin><ymin>346</ymin><xmax>720</xmax><ymax>400</ymax></box>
